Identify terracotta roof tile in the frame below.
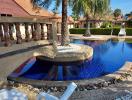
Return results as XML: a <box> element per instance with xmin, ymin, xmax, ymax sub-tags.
<box><xmin>0</xmin><ymin>0</ymin><xmax>29</xmax><ymax>17</ymax></box>
<box><xmin>14</xmin><ymin>0</ymin><xmax>54</xmax><ymax>17</ymax></box>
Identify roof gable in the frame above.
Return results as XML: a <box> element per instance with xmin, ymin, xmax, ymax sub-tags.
<box><xmin>0</xmin><ymin>0</ymin><xmax>29</xmax><ymax>17</ymax></box>
<box><xmin>14</xmin><ymin>0</ymin><xmax>54</xmax><ymax>17</ymax></box>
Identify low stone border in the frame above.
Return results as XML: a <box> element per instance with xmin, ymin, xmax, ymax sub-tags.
<box><xmin>7</xmin><ymin>62</ymin><xmax>132</xmax><ymax>93</ymax></box>
<box><xmin>70</xmin><ymin>34</ymin><xmax>132</xmax><ymax>42</ymax></box>
<box><xmin>70</xmin><ymin>35</ymin><xmax>111</xmax><ymax>41</ymax></box>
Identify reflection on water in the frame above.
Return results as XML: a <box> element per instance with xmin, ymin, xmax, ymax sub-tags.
<box><xmin>9</xmin><ymin>40</ymin><xmax>132</xmax><ymax>81</ymax></box>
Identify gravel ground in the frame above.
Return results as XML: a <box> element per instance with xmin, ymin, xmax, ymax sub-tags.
<box><xmin>0</xmin><ymin>71</ymin><xmax>131</xmax><ymax>100</ymax></box>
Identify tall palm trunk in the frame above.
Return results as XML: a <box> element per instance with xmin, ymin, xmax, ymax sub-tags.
<box><xmin>83</xmin><ymin>15</ymin><xmax>91</xmax><ymax>36</ymax></box>
<box><xmin>61</xmin><ymin>0</ymin><xmax>69</xmax><ymax>46</ymax></box>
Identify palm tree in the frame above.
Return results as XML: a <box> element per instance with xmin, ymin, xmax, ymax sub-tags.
<box><xmin>61</xmin><ymin>0</ymin><xmax>69</xmax><ymax>45</ymax></box>
<box><xmin>113</xmin><ymin>8</ymin><xmax>122</xmax><ymax>20</ymax></box>
<box><xmin>31</xmin><ymin>0</ymin><xmax>71</xmax><ymax>46</ymax></box>
<box><xmin>71</xmin><ymin>11</ymin><xmax>79</xmax><ymax>23</ymax></box>
<box><xmin>72</xmin><ymin>0</ymin><xmax>110</xmax><ymax>36</ymax></box>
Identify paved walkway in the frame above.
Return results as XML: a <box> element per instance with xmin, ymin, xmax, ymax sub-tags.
<box><xmin>0</xmin><ymin>40</ymin><xmax>52</xmax><ymax>81</ymax></box>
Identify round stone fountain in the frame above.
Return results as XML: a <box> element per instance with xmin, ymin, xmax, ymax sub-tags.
<box><xmin>7</xmin><ymin>43</ymin><xmax>93</xmax><ymax>87</ymax></box>
<box><xmin>33</xmin><ymin>43</ymin><xmax>93</xmax><ymax>62</ymax></box>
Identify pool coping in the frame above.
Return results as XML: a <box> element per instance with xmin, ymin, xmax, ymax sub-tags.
<box><xmin>7</xmin><ymin>61</ymin><xmax>132</xmax><ymax>88</ymax></box>
<box><xmin>70</xmin><ymin>34</ymin><xmax>132</xmax><ymax>41</ymax></box>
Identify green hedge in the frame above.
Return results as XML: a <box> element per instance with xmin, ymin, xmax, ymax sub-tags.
<box><xmin>69</xmin><ymin>28</ymin><xmax>132</xmax><ymax>36</ymax></box>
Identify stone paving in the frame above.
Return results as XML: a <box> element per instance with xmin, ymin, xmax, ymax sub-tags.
<box><xmin>0</xmin><ymin>40</ymin><xmax>53</xmax><ymax>81</ymax></box>
<box><xmin>52</xmin><ymin>81</ymin><xmax>132</xmax><ymax>100</ymax></box>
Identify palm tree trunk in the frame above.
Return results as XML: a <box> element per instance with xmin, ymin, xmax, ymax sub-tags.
<box><xmin>61</xmin><ymin>0</ymin><xmax>69</xmax><ymax>46</ymax></box>
<box><xmin>83</xmin><ymin>15</ymin><xmax>91</xmax><ymax>37</ymax></box>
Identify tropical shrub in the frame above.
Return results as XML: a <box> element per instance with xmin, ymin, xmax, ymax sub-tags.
<box><xmin>126</xmin><ymin>20</ymin><xmax>132</xmax><ymax>27</ymax></box>
<box><xmin>69</xmin><ymin>28</ymin><xmax>132</xmax><ymax>36</ymax></box>
<box><xmin>100</xmin><ymin>22</ymin><xmax>112</xmax><ymax>28</ymax></box>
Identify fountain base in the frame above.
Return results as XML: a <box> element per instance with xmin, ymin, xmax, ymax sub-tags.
<box><xmin>34</xmin><ymin>44</ymin><xmax>93</xmax><ymax>62</ymax></box>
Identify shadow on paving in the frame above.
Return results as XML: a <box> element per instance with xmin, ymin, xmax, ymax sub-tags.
<box><xmin>72</xmin><ymin>79</ymin><xmax>132</xmax><ymax>100</ymax></box>
<box><xmin>0</xmin><ymin>44</ymin><xmax>52</xmax><ymax>59</ymax></box>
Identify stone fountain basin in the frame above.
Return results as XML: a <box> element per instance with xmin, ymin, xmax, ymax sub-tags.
<box><xmin>34</xmin><ymin>44</ymin><xmax>93</xmax><ymax>62</ymax></box>
<box><xmin>57</xmin><ymin>44</ymin><xmax>81</xmax><ymax>53</ymax></box>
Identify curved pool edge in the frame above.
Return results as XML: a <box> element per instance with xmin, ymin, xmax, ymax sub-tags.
<box><xmin>7</xmin><ymin>61</ymin><xmax>132</xmax><ymax>87</ymax></box>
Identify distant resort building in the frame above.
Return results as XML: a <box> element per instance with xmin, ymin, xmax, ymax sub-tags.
<box><xmin>74</xmin><ymin>14</ymin><xmax>125</xmax><ymax>28</ymax></box>
<box><xmin>126</xmin><ymin>15</ymin><xmax>132</xmax><ymax>20</ymax></box>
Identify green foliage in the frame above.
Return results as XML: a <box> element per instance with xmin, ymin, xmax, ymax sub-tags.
<box><xmin>126</xmin><ymin>28</ymin><xmax>132</xmax><ymax>35</ymax></box>
<box><xmin>113</xmin><ymin>25</ymin><xmax>120</xmax><ymax>28</ymax></box>
<box><xmin>72</xmin><ymin>0</ymin><xmax>110</xmax><ymax>18</ymax></box>
<box><xmin>71</xmin><ymin>11</ymin><xmax>79</xmax><ymax>21</ymax></box>
<box><xmin>113</xmin><ymin>8</ymin><xmax>122</xmax><ymax>18</ymax></box>
<box><xmin>100</xmin><ymin>22</ymin><xmax>112</xmax><ymax>28</ymax></box>
<box><xmin>126</xmin><ymin>20</ymin><xmax>132</xmax><ymax>27</ymax></box>
<box><xmin>69</xmin><ymin>28</ymin><xmax>132</xmax><ymax>36</ymax></box>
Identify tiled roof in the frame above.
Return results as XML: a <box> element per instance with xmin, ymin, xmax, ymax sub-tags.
<box><xmin>14</xmin><ymin>0</ymin><xmax>54</xmax><ymax>17</ymax></box>
<box><xmin>0</xmin><ymin>0</ymin><xmax>29</xmax><ymax>17</ymax></box>
<box><xmin>0</xmin><ymin>0</ymin><xmax>61</xmax><ymax>19</ymax></box>
<box><xmin>67</xmin><ymin>16</ymin><xmax>74</xmax><ymax>23</ymax></box>
<box><xmin>53</xmin><ymin>16</ymin><xmax>74</xmax><ymax>23</ymax></box>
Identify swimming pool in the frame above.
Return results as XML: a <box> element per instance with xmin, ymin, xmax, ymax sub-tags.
<box><xmin>8</xmin><ymin>39</ymin><xmax>132</xmax><ymax>81</ymax></box>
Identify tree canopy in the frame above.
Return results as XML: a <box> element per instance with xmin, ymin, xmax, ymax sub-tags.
<box><xmin>71</xmin><ymin>0</ymin><xmax>110</xmax><ymax>36</ymax></box>
<box><xmin>113</xmin><ymin>8</ymin><xmax>122</xmax><ymax>18</ymax></box>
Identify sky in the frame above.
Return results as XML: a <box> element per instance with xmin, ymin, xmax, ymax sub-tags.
<box><xmin>51</xmin><ymin>0</ymin><xmax>132</xmax><ymax>16</ymax></box>
<box><xmin>111</xmin><ymin>0</ymin><xmax>132</xmax><ymax>15</ymax></box>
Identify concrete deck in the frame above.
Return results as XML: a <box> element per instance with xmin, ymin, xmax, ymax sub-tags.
<box><xmin>70</xmin><ymin>34</ymin><xmax>132</xmax><ymax>41</ymax></box>
<box><xmin>0</xmin><ymin>40</ymin><xmax>53</xmax><ymax>81</ymax></box>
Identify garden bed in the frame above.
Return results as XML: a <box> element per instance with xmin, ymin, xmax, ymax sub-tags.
<box><xmin>69</xmin><ymin>28</ymin><xmax>132</xmax><ymax>36</ymax></box>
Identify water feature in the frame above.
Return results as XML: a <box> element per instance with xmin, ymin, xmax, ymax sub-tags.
<box><xmin>8</xmin><ymin>39</ymin><xmax>132</xmax><ymax>81</ymax></box>
<box><xmin>118</xmin><ymin>23</ymin><xmax>126</xmax><ymax>36</ymax></box>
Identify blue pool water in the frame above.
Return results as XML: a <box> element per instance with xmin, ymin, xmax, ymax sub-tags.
<box><xmin>8</xmin><ymin>40</ymin><xmax>132</xmax><ymax>81</ymax></box>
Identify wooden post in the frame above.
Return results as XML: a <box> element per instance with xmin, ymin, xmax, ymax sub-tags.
<box><xmin>15</xmin><ymin>23</ymin><xmax>22</xmax><ymax>44</ymax></box>
<box><xmin>25</xmin><ymin>23</ymin><xmax>30</xmax><ymax>42</ymax></box>
<box><xmin>0</xmin><ymin>23</ymin><xmax>4</xmax><ymax>41</ymax></box>
<box><xmin>40</xmin><ymin>23</ymin><xmax>45</xmax><ymax>40</ymax></box>
<box><xmin>9</xmin><ymin>24</ymin><xmax>14</xmax><ymax>40</ymax></box>
<box><xmin>3</xmin><ymin>23</ymin><xmax>11</xmax><ymax>46</ymax></box>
